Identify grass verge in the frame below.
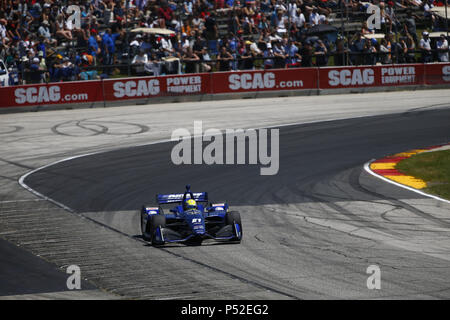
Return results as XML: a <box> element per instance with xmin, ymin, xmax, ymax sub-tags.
<box><xmin>396</xmin><ymin>149</ymin><xmax>450</xmax><ymax>200</ymax></box>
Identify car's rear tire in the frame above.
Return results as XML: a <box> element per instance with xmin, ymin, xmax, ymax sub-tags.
<box><xmin>225</xmin><ymin>211</ymin><xmax>242</xmax><ymax>242</ymax></box>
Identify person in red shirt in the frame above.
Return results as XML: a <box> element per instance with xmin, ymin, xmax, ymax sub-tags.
<box><xmin>158</xmin><ymin>1</ymin><xmax>173</xmax><ymax>29</ymax></box>
<box><xmin>215</xmin><ymin>0</ymin><xmax>225</xmax><ymax>9</ymax></box>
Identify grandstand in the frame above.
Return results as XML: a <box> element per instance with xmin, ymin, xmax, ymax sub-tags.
<box><xmin>0</xmin><ymin>0</ymin><xmax>448</xmax><ymax>85</ymax></box>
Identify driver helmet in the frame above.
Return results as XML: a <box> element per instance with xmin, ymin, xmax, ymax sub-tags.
<box><xmin>185</xmin><ymin>199</ymin><xmax>197</xmax><ymax>210</ymax></box>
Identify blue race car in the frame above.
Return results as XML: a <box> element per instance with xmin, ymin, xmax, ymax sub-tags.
<box><xmin>140</xmin><ymin>185</ymin><xmax>242</xmax><ymax>246</ymax></box>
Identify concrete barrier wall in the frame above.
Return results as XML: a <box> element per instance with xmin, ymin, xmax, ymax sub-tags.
<box><xmin>1</xmin><ymin>63</ymin><xmax>449</xmax><ymax>113</ymax></box>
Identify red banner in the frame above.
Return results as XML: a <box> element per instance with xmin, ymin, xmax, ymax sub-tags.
<box><xmin>319</xmin><ymin>64</ymin><xmax>425</xmax><ymax>89</ymax></box>
<box><xmin>102</xmin><ymin>73</ymin><xmax>211</xmax><ymax>101</ymax></box>
<box><xmin>0</xmin><ymin>80</ymin><xmax>103</xmax><ymax>108</ymax></box>
<box><xmin>424</xmin><ymin>63</ymin><xmax>450</xmax><ymax>85</ymax></box>
<box><xmin>210</xmin><ymin>68</ymin><xmax>318</xmax><ymax>93</ymax></box>
<box><xmin>0</xmin><ymin>64</ymin><xmax>449</xmax><ymax>108</ymax></box>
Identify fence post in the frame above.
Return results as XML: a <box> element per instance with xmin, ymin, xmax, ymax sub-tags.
<box><xmin>423</xmin><ymin>62</ymin><xmax>427</xmax><ymax>87</ymax></box>
<box><xmin>101</xmin><ymin>77</ymin><xmax>106</xmax><ymax>108</ymax></box>
<box><xmin>317</xmin><ymin>66</ymin><xmax>321</xmax><ymax>93</ymax></box>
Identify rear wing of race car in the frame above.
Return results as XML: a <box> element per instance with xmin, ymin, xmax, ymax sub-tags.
<box><xmin>157</xmin><ymin>192</ymin><xmax>209</xmax><ymax>204</ymax></box>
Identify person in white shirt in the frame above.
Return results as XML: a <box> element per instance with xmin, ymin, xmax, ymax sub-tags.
<box><xmin>160</xmin><ymin>35</ymin><xmax>174</xmax><ymax>56</ymax></box>
<box><xmin>419</xmin><ymin>31</ymin><xmax>432</xmax><ymax>62</ymax></box>
<box><xmin>130</xmin><ymin>34</ymin><xmax>142</xmax><ymax>47</ymax></box>
<box><xmin>288</xmin><ymin>2</ymin><xmax>297</xmax><ymax>19</ymax></box>
<box><xmin>436</xmin><ymin>35</ymin><xmax>449</xmax><ymax>62</ymax></box>
<box><xmin>0</xmin><ymin>19</ymin><xmax>8</xmax><ymax>45</ymax></box>
<box><xmin>132</xmin><ymin>49</ymin><xmax>148</xmax><ymax>64</ymax></box>
<box><xmin>179</xmin><ymin>33</ymin><xmax>190</xmax><ymax>51</ymax></box>
<box><xmin>274</xmin><ymin>0</ymin><xmax>287</xmax><ymax>12</ymax></box>
<box><xmin>294</xmin><ymin>8</ymin><xmax>306</xmax><ymax>29</ymax></box>
<box><xmin>309</xmin><ymin>8</ymin><xmax>320</xmax><ymax>26</ymax></box>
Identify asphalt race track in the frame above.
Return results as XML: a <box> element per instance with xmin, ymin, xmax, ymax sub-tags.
<box><xmin>21</xmin><ymin>107</ymin><xmax>450</xmax><ymax>299</ymax></box>
<box><xmin>1</xmin><ymin>90</ymin><xmax>450</xmax><ymax>299</ymax></box>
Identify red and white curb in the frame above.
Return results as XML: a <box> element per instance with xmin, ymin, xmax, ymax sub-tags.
<box><xmin>364</xmin><ymin>143</ymin><xmax>450</xmax><ymax>204</ymax></box>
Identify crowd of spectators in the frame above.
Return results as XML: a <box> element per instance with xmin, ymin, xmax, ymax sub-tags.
<box><xmin>0</xmin><ymin>0</ymin><xmax>449</xmax><ymax>85</ymax></box>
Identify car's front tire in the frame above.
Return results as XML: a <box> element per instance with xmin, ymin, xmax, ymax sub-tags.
<box><xmin>149</xmin><ymin>214</ymin><xmax>166</xmax><ymax>245</ymax></box>
<box><xmin>225</xmin><ymin>211</ymin><xmax>242</xmax><ymax>242</ymax></box>
<box><xmin>140</xmin><ymin>206</ymin><xmax>151</xmax><ymax>241</ymax></box>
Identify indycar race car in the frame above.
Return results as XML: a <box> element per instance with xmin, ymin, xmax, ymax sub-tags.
<box><xmin>140</xmin><ymin>185</ymin><xmax>242</xmax><ymax>246</ymax></box>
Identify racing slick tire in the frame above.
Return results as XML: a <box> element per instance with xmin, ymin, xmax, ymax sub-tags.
<box><xmin>149</xmin><ymin>214</ymin><xmax>166</xmax><ymax>246</ymax></box>
<box><xmin>225</xmin><ymin>211</ymin><xmax>243</xmax><ymax>242</ymax></box>
<box><xmin>140</xmin><ymin>206</ymin><xmax>151</xmax><ymax>241</ymax></box>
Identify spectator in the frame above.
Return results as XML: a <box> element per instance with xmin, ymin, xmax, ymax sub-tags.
<box><xmin>38</xmin><ymin>20</ymin><xmax>57</xmax><ymax>45</ymax></box>
<box><xmin>0</xmin><ymin>0</ymin><xmax>444</xmax><ymax>84</ymax></box>
<box><xmin>314</xmin><ymin>39</ymin><xmax>328</xmax><ymax>66</ymax></box>
<box><xmin>28</xmin><ymin>56</ymin><xmax>44</xmax><ymax>83</ymax></box>
<box><xmin>160</xmin><ymin>34</ymin><xmax>175</xmax><ymax>57</ymax></box>
<box><xmin>0</xmin><ymin>19</ymin><xmax>7</xmax><ymax>46</ymax></box>
<box><xmin>436</xmin><ymin>34</ymin><xmax>449</xmax><ymax>62</ymax></box>
<box><xmin>55</xmin><ymin>14</ymin><xmax>73</xmax><ymax>41</ymax></box>
<box><xmin>79</xmin><ymin>54</ymin><xmax>99</xmax><ymax>80</ymax></box>
<box><xmin>294</xmin><ymin>8</ymin><xmax>306</xmax><ymax>31</ymax></box>
<box><xmin>379</xmin><ymin>39</ymin><xmax>392</xmax><ymax>64</ymax></box>
<box><xmin>419</xmin><ymin>31</ymin><xmax>432</xmax><ymax>62</ymax></box>
<box><xmin>158</xmin><ymin>1</ymin><xmax>174</xmax><ymax>28</ymax></box>
<box><xmin>240</xmin><ymin>40</ymin><xmax>256</xmax><ymax>70</ymax></box>
<box><xmin>88</xmin><ymin>30</ymin><xmax>100</xmax><ymax>64</ymax></box>
<box><xmin>103</xmin><ymin>1</ymin><xmax>115</xmax><ymax>26</ymax></box>
<box><xmin>351</xmin><ymin>32</ymin><xmax>366</xmax><ymax>65</ymax></box>
<box><xmin>140</xmin><ymin>34</ymin><xmax>153</xmax><ymax>53</ymax></box>
<box><xmin>285</xmin><ymin>40</ymin><xmax>302</xmax><ymax>67</ymax></box>
<box><xmin>364</xmin><ymin>39</ymin><xmax>378</xmax><ymax>65</ymax></box>
<box><xmin>423</xmin><ymin>0</ymin><xmax>436</xmax><ymax>29</ymax></box>
<box><xmin>272</xmin><ymin>38</ymin><xmax>287</xmax><ymax>68</ymax></box>
<box><xmin>144</xmin><ymin>51</ymin><xmax>161</xmax><ymax>76</ymax></box>
<box><xmin>217</xmin><ymin>45</ymin><xmax>233</xmax><ymax>71</ymax></box>
<box><xmin>300</xmin><ymin>41</ymin><xmax>313</xmax><ymax>67</ymax></box>
<box><xmin>60</xmin><ymin>57</ymin><xmax>76</xmax><ymax>81</ymax></box>
<box><xmin>132</xmin><ymin>48</ymin><xmax>148</xmax><ymax>65</ymax></box>
<box><xmin>263</xmin><ymin>41</ymin><xmax>275</xmax><ymax>68</ymax></box>
<box><xmin>361</xmin><ymin>22</ymin><xmax>374</xmax><ymax>36</ymax></box>
<box><xmin>405</xmin><ymin>33</ymin><xmax>417</xmax><ymax>63</ymax></box>
<box><xmin>333</xmin><ymin>37</ymin><xmax>348</xmax><ymax>66</ymax></box>
<box><xmin>385</xmin><ymin>1</ymin><xmax>400</xmax><ymax>33</ymax></box>
<box><xmin>102</xmin><ymin>28</ymin><xmax>119</xmax><ymax>68</ymax></box>
<box><xmin>308</xmin><ymin>7</ymin><xmax>320</xmax><ymax>26</ymax></box>
<box><xmin>204</xmin><ymin>12</ymin><xmax>218</xmax><ymax>40</ymax></box>
<box><xmin>403</xmin><ymin>10</ymin><xmax>418</xmax><ymax>44</ymax></box>
<box><xmin>183</xmin><ymin>46</ymin><xmax>200</xmax><ymax>73</ymax></box>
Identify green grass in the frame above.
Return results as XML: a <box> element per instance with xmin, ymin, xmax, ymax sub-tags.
<box><xmin>396</xmin><ymin>149</ymin><xmax>450</xmax><ymax>200</ymax></box>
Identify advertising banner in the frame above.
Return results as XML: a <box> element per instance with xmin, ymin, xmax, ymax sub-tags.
<box><xmin>424</xmin><ymin>63</ymin><xmax>450</xmax><ymax>85</ymax></box>
<box><xmin>0</xmin><ymin>80</ymin><xmax>103</xmax><ymax>108</ymax></box>
<box><xmin>102</xmin><ymin>73</ymin><xmax>211</xmax><ymax>101</ymax></box>
<box><xmin>1</xmin><ymin>64</ymin><xmax>449</xmax><ymax>109</ymax></box>
<box><xmin>319</xmin><ymin>64</ymin><xmax>425</xmax><ymax>89</ymax></box>
<box><xmin>210</xmin><ymin>68</ymin><xmax>318</xmax><ymax>93</ymax></box>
